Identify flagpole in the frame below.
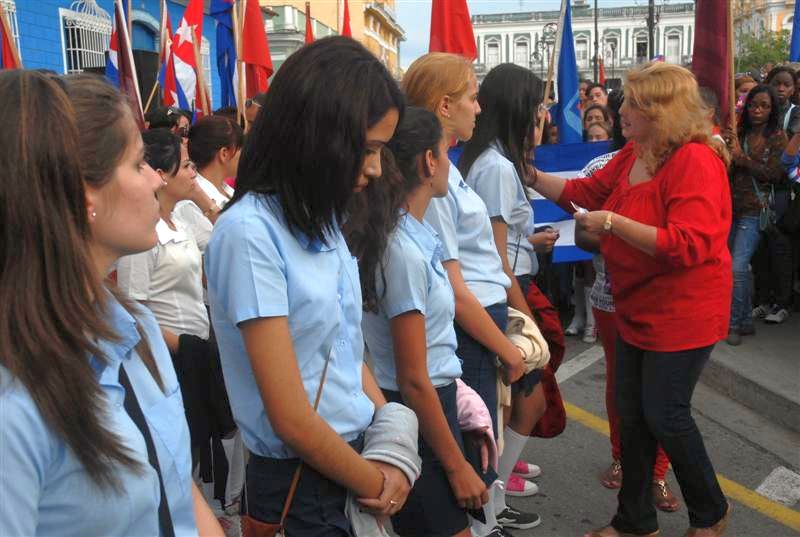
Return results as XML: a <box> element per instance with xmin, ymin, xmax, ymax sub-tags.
<box><xmin>536</xmin><ymin>0</ymin><xmax>567</xmax><ymax>146</ymax></box>
<box><xmin>727</xmin><ymin>2</ymin><xmax>736</xmax><ymax>133</ymax></box>
<box><xmin>192</xmin><ymin>35</ymin><xmax>211</xmax><ymax>116</ymax></box>
<box><xmin>116</xmin><ymin>0</ymin><xmax>144</xmax><ymax>123</ymax></box>
<box><xmin>0</xmin><ymin>2</ymin><xmax>22</xmax><ymax>68</ymax></box>
<box><xmin>144</xmin><ymin>80</ymin><xmax>160</xmax><ymax>113</ymax></box>
<box><xmin>232</xmin><ymin>0</ymin><xmax>245</xmax><ymax>126</ymax></box>
<box><xmin>127</xmin><ymin>0</ymin><xmax>133</xmax><ymax>41</ymax></box>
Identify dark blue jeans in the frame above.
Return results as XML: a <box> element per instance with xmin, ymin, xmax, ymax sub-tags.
<box><xmin>729</xmin><ymin>216</ymin><xmax>762</xmax><ymax>329</ymax></box>
<box><xmin>611</xmin><ymin>338</ymin><xmax>727</xmax><ymax>535</ymax></box>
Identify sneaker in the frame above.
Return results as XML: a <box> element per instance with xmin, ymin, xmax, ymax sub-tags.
<box><xmin>765</xmin><ymin>307</ymin><xmax>790</xmax><ymax>324</ymax></box>
<box><xmin>752</xmin><ymin>303</ymin><xmax>771</xmax><ymax>320</ymax></box>
<box><xmin>496</xmin><ymin>506</ymin><xmax>542</xmax><ymax>530</ymax></box>
<box><xmin>726</xmin><ymin>329</ymin><xmax>742</xmax><ymax>346</ymax></box>
<box><xmin>512</xmin><ymin>459</ymin><xmax>542</xmax><ymax>479</ymax></box>
<box><xmin>505</xmin><ymin>474</ymin><xmax>539</xmax><ymax>497</ymax></box>
<box><xmin>564</xmin><ymin>316</ymin><xmax>584</xmax><ymax>336</ymax></box>
<box><xmin>582</xmin><ymin>328</ymin><xmax>597</xmax><ymax>344</ymax></box>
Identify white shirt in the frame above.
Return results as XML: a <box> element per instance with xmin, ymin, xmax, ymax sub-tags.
<box><xmin>173</xmin><ymin>174</ymin><xmax>234</xmax><ymax>253</ymax></box>
<box><xmin>116</xmin><ymin>219</ymin><xmax>210</xmax><ymax>339</ymax></box>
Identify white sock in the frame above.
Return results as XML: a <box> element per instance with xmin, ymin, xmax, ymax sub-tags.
<box><xmin>495</xmin><ymin>427</ymin><xmax>528</xmax><ymax>513</ymax></box>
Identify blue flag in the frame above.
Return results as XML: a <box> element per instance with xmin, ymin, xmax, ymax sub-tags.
<box><xmin>791</xmin><ymin>0</ymin><xmax>800</xmax><ymax>62</ymax></box>
<box><xmin>554</xmin><ymin>0</ymin><xmax>582</xmax><ymax>144</ymax></box>
<box><xmin>210</xmin><ymin>0</ymin><xmax>238</xmax><ymax>108</ymax></box>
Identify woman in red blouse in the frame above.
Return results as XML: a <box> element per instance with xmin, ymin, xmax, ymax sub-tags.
<box><xmin>533</xmin><ymin>63</ymin><xmax>732</xmax><ymax>537</ymax></box>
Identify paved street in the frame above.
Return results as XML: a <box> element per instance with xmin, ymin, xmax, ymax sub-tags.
<box><xmin>504</xmin><ymin>328</ymin><xmax>800</xmax><ymax>537</ymax></box>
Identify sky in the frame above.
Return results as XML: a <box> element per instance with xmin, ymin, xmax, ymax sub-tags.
<box><xmin>395</xmin><ymin>0</ymin><xmax>661</xmax><ymax>69</ymax></box>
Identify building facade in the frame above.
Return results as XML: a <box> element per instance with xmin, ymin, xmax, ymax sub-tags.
<box><xmin>471</xmin><ymin>0</ymin><xmax>695</xmax><ymax>85</ymax></box>
<box><xmin>733</xmin><ymin>0</ymin><xmax>795</xmax><ymax>40</ymax></box>
<box><xmin>261</xmin><ymin>1</ymin><xmax>405</xmax><ymax>77</ymax></box>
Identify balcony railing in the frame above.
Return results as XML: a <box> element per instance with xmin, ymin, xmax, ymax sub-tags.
<box><xmin>473</xmin><ymin>2</ymin><xmax>694</xmax><ymax>24</ymax></box>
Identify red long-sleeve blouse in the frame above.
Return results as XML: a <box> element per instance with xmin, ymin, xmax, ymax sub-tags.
<box><xmin>558</xmin><ymin>142</ymin><xmax>732</xmax><ymax>352</ymax></box>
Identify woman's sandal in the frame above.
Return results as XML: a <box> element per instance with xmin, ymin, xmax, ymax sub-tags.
<box><xmin>601</xmin><ymin>460</ymin><xmax>623</xmax><ymax>489</ymax></box>
<box><xmin>585</xmin><ymin>526</ymin><xmax>660</xmax><ymax>537</ymax></box>
<box><xmin>652</xmin><ymin>479</ymin><xmax>680</xmax><ymax>512</ymax></box>
<box><xmin>684</xmin><ymin>503</ymin><xmax>732</xmax><ymax>537</ymax></box>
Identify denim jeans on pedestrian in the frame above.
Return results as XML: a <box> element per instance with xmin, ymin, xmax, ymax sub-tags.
<box><xmin>728</xmin><ymin>216</ymin><xmax>762</xmax><ymax>329</ymax></box>
<box><xmin>754</xmin><ymin>190</ymin><xmax>795</xmax><ymax>309</ymax></box>
<box><xmin>611</xmin><ymin>338</ymin><xmax>727</xmax><ymax>535</ymax></box>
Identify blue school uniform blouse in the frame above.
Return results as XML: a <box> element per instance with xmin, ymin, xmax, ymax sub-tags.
<box><xmin>423</xmin><ymin>165</ymin><xmax>511</xmax><ymax>307</ymax></box>
<box><xmin>362</xmin><ymin>213</ymin><xmax>463</xmax><ymax>391</ymax></box>
<box><xmin>204</xmin><ymin>192</ymin><xmax>375</xmax><ymax>459</ymax></box>
<box><xmin>466</xmin><ymin>141</ymin><xmax>538</xmax><ymax>277</ymax></box>
<box><xmin>0</xmin><ymin>294</ymin><xmax>197</xmax><ymax>537</ymax></box>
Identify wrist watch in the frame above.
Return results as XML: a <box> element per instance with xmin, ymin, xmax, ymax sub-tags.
<box><xmin>603</xmin><ymin>212</ymin><xmax>614</xmax><ymax>233</ymax></box>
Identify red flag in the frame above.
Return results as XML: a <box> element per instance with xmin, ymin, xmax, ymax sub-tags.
<box><xmin>111</xmin><ymin>0</ymin><xmax>144</xmax><ymax>128</ymax></box>
<box><xmin>692</xmin><ymin>0</ymin><xmax>731</xmax><ymax>127</ymax></box>
<box><xmin>0</xmin><ymin>3</ymin><xmax>21</xmax><ymax>69</ymax></box>
<box><xmin>341</xmin><ymin>0</ymin><xmax>352</xmax><ymax>37</ymax></box>
<box><xmin>598</xmin><ymin>57</ymin><xmax>606</xmax><ymax>86</ymax></box>
<box><xmin>429</xmin><ymin>0</ymin><xmax>477</xmax><ymax>60</ymax></box>
<box><xmin>172</xmin><ymin>0</ymin><xmax>205</xmax><ymax>112</ymax></box>
<box><xmin>305</xmin><ymin>2</ymin><xmax>314</xmax><ymax>44</ymax></box>
<box><xmin>241</xmin><ymin>0</ymin><xmax>274</xmax><ymax>96</ymax></box>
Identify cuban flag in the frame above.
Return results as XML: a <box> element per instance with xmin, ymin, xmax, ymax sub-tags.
<box><xmin>172</xmin><ymin>0</ymin><xmax>205</xmax><ymax>113</ymax></box>
<box><xmin>531</xmin><ymin>141</ymin><xmax>612</xmax><ymax>262</ymax></box>
<box><xmin>553</xmin><ymin>0</ymin><xmax>582</xmax><ymax>144</ymax></box>
<box><xmin>211</xmin><ymin>0</ymin><xmax>237</xmax><ymax>108</ymax></box>
<box><xmin>105</xmin><ymin>0</ymin><xmax>144</xmax><ymax>127</ymax></box>
<box><xmin>158</xmin><ymin>1</ymin><xmax>189</xmax><ymax>109</ymax></box>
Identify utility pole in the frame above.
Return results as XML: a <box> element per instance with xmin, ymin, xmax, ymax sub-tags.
<box><xmin>647</xmin><ymin>0</ymin><xmax>656</xmax><ymax>60</ymax></box>
<box><xmin>594</xmin><ymin>0</ymin><xmax>599</xmax><ymax>81</ymax></box>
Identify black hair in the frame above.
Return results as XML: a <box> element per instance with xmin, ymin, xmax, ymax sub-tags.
<box><xmin>145</xmin><ymin>106</ymin><xmax>183</xmax><ymax>130</ymax></box>
<box><xmin>188</xmin><ymin>115</ymin><xmax>244</xmax><ymax>169</ymax></box>
<box><xmin>214</xmin><ymin>106</ymin><xmax>238</xmax><ymax>120</ymax></box>
<box><xmin>458</xmin><ymin>64</ymin><xmax>544</xmax><ymax>192</ymax></box>
<box><xmin>141</xmin><ymin>128</ymin><xmax>182</xmax><ymax>176</ymax></box>
<box><xmin>765</xmin><ymin>65</ymin><xmax>796</xmax><ymax>86</ymax></box>
<box><xmin>606</xmin><ymin>89</ymin><xmax>626</xmax><ymax>151</ymax></box>
<box><xmin>586</xmin><ymin>82</ymin><xmax>607</xmax><ymax>96</ymax></box>
<box><xmin>345</xmin><ymin>107</ymin><xmax>443</xmax><ymax>312</ymax></box>
<box><xmin>740</xmin><ymin>84</ymin><xmax>781</xmax><ymax>138</ymax></box>
<box><xmin>698</xmin><ymin>86</ymin><xmax>721</xmax><ymax>127</ymax></box>
<box><xmin>229</xmin><ymin>36</ymin><xmax>406</xmax><ymax>245</ymax></box>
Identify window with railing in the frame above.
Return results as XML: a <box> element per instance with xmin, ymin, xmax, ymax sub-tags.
<box><xmin>59</xmin><ymin>1</ymin><xmax>112</xmax><ymax>74</ymax></box>
<box><xmin>576</xmin><ymin>39</ymin><xmax>588</xmax><ymax>62</ymax></box>
<box><xmin>514</xmin><ymin>37</ymin><xmax>530</xmax><ymax>68</ymax></box>
<box><xmin>666</xmin><ymin>34</ymin><xmax>681</xmax><ymax>64</ymax></box>
<box><xmin>485</xmin><ymin>39</ymin><xmax>500</xmax><ymax>69</ymax></box>
<box><xmin>0</xmin><ymin>0</ymin><xmax>20</xmax><ymax>60</ymax></box>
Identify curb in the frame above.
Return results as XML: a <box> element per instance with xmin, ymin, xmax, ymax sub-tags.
<box><xmin>700</xmin><ymin>357</ymin><xmax>800</xmax><ymax>435</ymax></box>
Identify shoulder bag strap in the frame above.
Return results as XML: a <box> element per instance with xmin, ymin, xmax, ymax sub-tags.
<box><xmin>785</xmin><ymin>103</ymin><xmax>796</xmax><ymax>132</ymax></box>
<box><xmin>119</xmin><ymin>365</ymin><xmax>176</xmax><ymax>537</ymax></box>
<box><xmin>276</xmin><ymin>345</ymin><xmax>335</xmax><ymax>528</ymax></box>
<box><xmin>511</xmin><ymin>232</ymin><xmax>523</xmax><ymax>274</ymax></box>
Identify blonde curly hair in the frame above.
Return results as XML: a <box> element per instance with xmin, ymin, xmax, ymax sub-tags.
<box><xmin>622</xmin><ymin>62</ymin><xmax>730</xmax><ymax>173</ymax></box>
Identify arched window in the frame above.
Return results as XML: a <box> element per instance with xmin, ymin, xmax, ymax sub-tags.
<box><xmin>514</xmin><ymin>36</ymin><xmax>530</xmax><ymax>68</ymax></box>
<box><xmin>485</xmin><ymin>37</ymin><xmax>501</xmax><ymax>69</ymax></box>
<box><xmin>59</xmin><ymin>0</ymin><xmax>112</xmax><ymax>74</ymax></box>
<box><xmin>665</xmin><ymin>30</ymin><xmax>681</xmax><ymax>64</ymax></box>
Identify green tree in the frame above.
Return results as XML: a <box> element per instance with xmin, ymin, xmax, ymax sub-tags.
<box><xmin>735</xmin><ymin>29</ymin><xmax>790</xmax><ymax>74</ymax></box>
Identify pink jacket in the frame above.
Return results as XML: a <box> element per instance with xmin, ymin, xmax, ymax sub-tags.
<box><xmin>455</xmin><ymin>379</ymin><xmax>499</xmax><ymax>472</ymax></box>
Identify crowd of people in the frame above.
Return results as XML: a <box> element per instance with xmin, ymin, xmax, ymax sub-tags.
<box><xmin>2</xmin><ymin>34</ymin><xmax>798</xmax><ymax>537</ymax></box>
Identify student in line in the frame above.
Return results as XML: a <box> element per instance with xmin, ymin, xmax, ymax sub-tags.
<box><xmin>175</xmin><ymin>115</ymin><xmax>244</xmax><ymax>252</ymax></box>
<box><xmin>402</xmin><ymin>53</ymin><xmax>542</xmax><ymax>534</ymax></box>
<box><xmin>0</xmin><ymin>70</ymin><xmax>221</xmax><ymax>537</ymax></box>
<box><xmin>348</xmin><ymin>106</ymin><xmax>489</xmax><ymax>537</ymax></box>
<box><xmin>204</xmin><ymin>37</ymin><xmax>412</xmax><ymax>535</ymax></box>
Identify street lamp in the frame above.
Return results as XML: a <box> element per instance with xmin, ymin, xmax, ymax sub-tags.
<box><xmin>608</xmin><ymin>41</ymin><xmax>617</xmax><ymax>85</ymax></box>
<box><xmin>531</xmin><ymin>23</ymin><xmax>557</xmax><ymax>80</ymax></box>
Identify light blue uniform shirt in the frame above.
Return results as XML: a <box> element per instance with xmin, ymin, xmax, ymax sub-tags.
<box><xmin>466</xmin><ymin>141</ymin><xmax>538</xmax><ymax>277</ymax></box>
<box><xmin>362</xmin><ymin>213</ymin><xmax>463</xmax><ymax>391</ymax></box>
<box><xmin>0</xmin><ymin>294</ymin><xmax>197</xmax><ymax>537</ymax></box>
<box><xmin>424</xmin><ymin>165</ymin><xmax>511</xmax><ymax>307</ymax></box>
<box><xmin>205</xmin><ymin>193</ymin><xmax>375</xmax><ymax>459</ymax></box>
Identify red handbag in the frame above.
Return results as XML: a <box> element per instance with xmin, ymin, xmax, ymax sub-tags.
<box><xmin>526</xmin><ymin>282</ymin><xmax>567</xmax><ymax>438</ymax></box>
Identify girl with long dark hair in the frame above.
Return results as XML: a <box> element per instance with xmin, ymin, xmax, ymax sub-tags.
<box><xmin>204</xmin><ymin>37</ymin><xmax>412</xmax><ymax>535</ymax></box>
<box><xmin>347</xmin><ymin>107</ymin><xmax>488</xmax><ymax>537</ymax></box>
<box><xmin>0</xmin><ymin>70</ymin><xmax>221</xmax><ymax>536</ymax></box>
<box><xmin>457</xmin><ymin>63</ymin><xmax>552</xmax><ymax>523</ymax></box>
<box><xmin>726</xmin><ymin>85</ymin><xmax>788</xmax><ymax>344</ymax></box>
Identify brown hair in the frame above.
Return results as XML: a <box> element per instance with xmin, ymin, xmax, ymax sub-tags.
<box><xmin>623</xmin><ymin>62</ymin><xmax>730</xmax><ymax>173</ymax></box>
<box><xmin>0</xmin><ymin>70</ymin><xmax>145</xmax><ymax>489</ymax></box>
<box><xmin>188</xmin><ymin>115</ymin><xmax>244</xmax><ymax>169</ymax></box>
<box><xmin>402</xmin><ymin>52</ymin><xmax>474</xmax><ymax>119</ymax></box>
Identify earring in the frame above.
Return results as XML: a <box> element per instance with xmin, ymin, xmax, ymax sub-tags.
<box><xmin>91</xmin><ymin>211</ymin><xmax>96</xmax><ymax>218</ymax></box>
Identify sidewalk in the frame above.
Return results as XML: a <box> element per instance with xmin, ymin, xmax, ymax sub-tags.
<box><xmin>700</xmin><ymin>314</ymin><xmax>800</xmax><ymax>434</ymax></box>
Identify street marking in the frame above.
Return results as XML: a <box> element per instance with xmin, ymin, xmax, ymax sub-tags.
<box><xmin>556</xmin><ymin>345</ymin><xmax>605</xmax><ymax>383</ymax></box>
<box><xmin>756</xmin><ymin>466</ymin><xmax>800</xmax><ymax>507</ymax></box>
<box><xmin>564</xmin><ymin>401</ymin><xmax>800</xmax><ymax>533</ymax></box>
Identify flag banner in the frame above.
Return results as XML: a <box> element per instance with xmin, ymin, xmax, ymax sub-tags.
<box><xmin>341</xmin><ymin>0</ymin><xmax>352</xmax><ymax>37</ymax></box>
<box><xmin>107</xmin><ymin>0</ymin><xmax>144</xmax><ymax>127</ymax></box>
<box><xmin>429</xmin><ymin>0</ymin><xmax>477</xmax><ymax>60</ymax></box>
<box><xmin>172</xmin><ymin>0</ymin><xmax>204</xmax><ymax>111</ymax></box>
<box><xmin>241</xmin><ymin>0</ymin><xmax>273</xmax><ymax>96</ymax></box>
<box><xmin>692</xmin><ymin>0</ymin><xmax>730</xmax><ymax>127</ymax></box>
<box><xmin>305</xmin><ymin>2</ymin><xmax>314</xmax><ymax>44</ymax></box>
<box><xmin>555</xmin><ymin>0</ymin><xmax>581</xmax><ymax>144</ymax></box>
<box><xmin>211</xmin><ymin>0</ymin><xmax>237</xmax><ymax>108</ymax></box>
<box><xmin>531</xmin><ymin>141</ymin><xmax>611</xmax><ymax>263</ymax></box>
